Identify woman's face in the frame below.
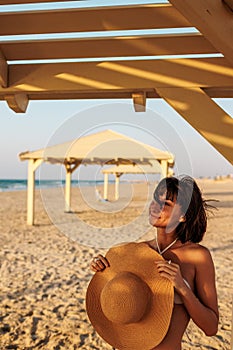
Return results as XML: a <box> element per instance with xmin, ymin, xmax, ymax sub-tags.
<box><xmin>149</xmin><ymin>192</ymin><xmax>183</xmax><ymax>232</ymax></box>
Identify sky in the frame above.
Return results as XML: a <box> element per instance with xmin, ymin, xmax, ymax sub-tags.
<box><xmin>0</xmin><ymin>98</ymin><xmax>232</xmax><ymax>180</ymax></box>
<box><xmin>0</xmin><ymin>0</ymin><xmax>232</xmax><ymax>180</ymax></box>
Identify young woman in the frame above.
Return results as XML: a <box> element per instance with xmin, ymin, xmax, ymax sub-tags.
<box><xmin>90</xmin><ymin>176</ymin><xmax>219</xmax><ymax>349</ymax></box>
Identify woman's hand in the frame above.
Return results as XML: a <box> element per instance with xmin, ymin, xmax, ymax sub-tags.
<box><xmin>90</xmin><ymin>254</ymin><xmax>110</xmax><ymax>272</ymax></box>
<box><xmin>155</xmin><ymin>260</ymin><xmax>187</xmax><ymax>293</ymax></box>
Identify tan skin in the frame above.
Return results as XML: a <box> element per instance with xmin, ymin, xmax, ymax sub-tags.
<box><xmin>91</xmin><ymin>194</ymin><xmax>219</xmax><ymax>350</ymax></box>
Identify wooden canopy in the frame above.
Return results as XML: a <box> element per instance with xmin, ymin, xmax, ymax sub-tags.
<box><xmin>19</xmin><ymin>129</ymin><xmax>174</xmax><ymax>224</ymax></box>
<box><xmin>1</xmin><ymin>0</ymin><xmax>233</xmax><ymax>165</ymax></box>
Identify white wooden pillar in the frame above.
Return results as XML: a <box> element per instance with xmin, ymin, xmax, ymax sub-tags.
<box><xmin>115</xmin><ymin>174</ymin><xmax>121</xmax><ymax>201</ymax></box>
<box><xmin>64</xmin><ymin>162</ymin><xmax>80</xmax><ymax>212</ymax></box>
<box><xmin>160</xmin><ymin>160</ymin><xmax>168</xmax><ymax>178</ymax></box>
<box><xmin>27</xmin><ymin>159</ymin><xmax>43</xmax><ymax>225</ymax></box>
<box><xmin>103</xmin><ymin>173</ymin><xmax>109</xmax><ymax>200</ymax></box>
<box><xmin>65</xmin><ymin>165</ymin><xmax>72</xmax><ymax>212</ymax></box>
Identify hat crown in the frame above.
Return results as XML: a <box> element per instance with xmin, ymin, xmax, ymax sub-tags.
<box><xmin>100</xmin><ymin>271</ymin><xmax>151</xmax><ymax>324</ymax></box>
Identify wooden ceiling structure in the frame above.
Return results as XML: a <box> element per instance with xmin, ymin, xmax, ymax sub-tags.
<box><xmin>0</xmin><ymin>0</ymin><xmax>233</xmax><ymax>164</ymax></box>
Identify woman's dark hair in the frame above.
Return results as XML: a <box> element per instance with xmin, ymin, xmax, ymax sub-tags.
<box><xmin>153</xmin><ymin>176</ymin><xmax>215</xmax><ymax>243</ymax></box>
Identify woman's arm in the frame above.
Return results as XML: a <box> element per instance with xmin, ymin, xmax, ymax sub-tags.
<box><xmin>179</xmin><ymin>247</ymin><xmax>219</xmax><ymax>335</ymax></box>
<box><xmin>156</xmin><ymin>247</ymin><xmax>219</xmax><ymax>336</ymax></box>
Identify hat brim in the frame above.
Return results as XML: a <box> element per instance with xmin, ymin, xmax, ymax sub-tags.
<box><xmin>86</xmin><ymin>242</ymin><xmax>174</xmax><ymax>350</ymax></box>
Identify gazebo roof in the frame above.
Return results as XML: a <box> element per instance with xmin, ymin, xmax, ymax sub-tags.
<box><xmin>1</xmin><ymin>1</ymin><xmax>233</xmax><ymax>164</ymax></box>
<box><xmin>19</xmin><ymin>129</ymin><xmax>174</xmax><ymax>166</ymax></box>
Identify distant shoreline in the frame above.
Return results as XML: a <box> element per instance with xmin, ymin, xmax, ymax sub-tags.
<box><xmin>0</xmin><ymin>179</ymin><xmax>116</xmax><ymax>192</ymax></box>
<box><xmin>0</xmin><ymin>175</ymin><xmax>232</xmax><ymax>192</ymax></box>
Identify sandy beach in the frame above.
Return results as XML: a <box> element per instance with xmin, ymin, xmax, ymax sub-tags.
<box><xmin>0</xmin><ymin>178</ymin><xmax>232</xmax><ymax>350</ymax></box>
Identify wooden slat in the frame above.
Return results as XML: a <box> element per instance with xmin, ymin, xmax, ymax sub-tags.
<box><xmin>203</xmin><ymin>87</ymin><xmax>233</xmax><ymax>98</ymax></box>
<box><xmin>0</xmin><ymin>88</ymin><xmax>231</xmax><ymax>102</ymax></box>
<box><xmin>0</xmin><ymin>57</ymin><xmax>232</xmax><ymax>96</ymax></box>
<box><xmin>0</xmin><ymin>90</ymin><xmax>159</xmax><ymax>102</ymax></box>
<box><xmin>1</xmin><ymin>88</ymin><xmax>233</xmax><ymax>102</ymax></box>
<box><xmin>0</xmin><ymin>49</ymin><xmax>8</xmax><ymax>87</ymax></box>
<box><xmin>0</xmin><ymin>0</ymin><xmax>76</xmax><ymax>3</ymax></box>
<box><xmin>1</xmin><ymin>34</ymin><xmax>218</xmax><ymax>61</ymax></box>
<box><xmin>0</xmin><ymin>4</ymin><xmax>192</xmax><ymax>36</ymax></box>
<box><xmin>156</xmin><ymin>86</ymin><xmax>233</xmax><ymax>164</ymax></box>
<box><xmin>169</xmin><ymin>0</ymin><xmax>233</xmax><ymax>66</ymax></box>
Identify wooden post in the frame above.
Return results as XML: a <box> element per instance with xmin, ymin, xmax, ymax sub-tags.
<box><xmin>27</xmin><ymin>159</ymin><xmax>42</xmax><ymax>225</ymax></box>
<box><xmin>65</xmin><ymin>165</ymin><xmax>72</xmax><ymax>212</ymax></box>
<box><xmin>5</xmin><ymin>93</ymin><xmax>29</xmax><ymax>113</ymax></box>
<box><xmin>160</xmin><ymin>160</ymin><xmax>168</xmax><ymax>178</ymax></box>
<box><xmin>104</xmin><ymin>173</ymin><xmax>109</xmax><ymax>200</ymax></box>
<box><xmin>132</xmin><ymin>91</ymin><xmax>146</xmax><ymax>112</ymax></box>
<box><xmin>64</xmin><ymin>162</ymin><xmax>80</xmax><ymax>212</ymax></box>
<box><xmin>115</xmin><ymin>174</ymin><xmax>121</xmax><ymax>200</ymax></box>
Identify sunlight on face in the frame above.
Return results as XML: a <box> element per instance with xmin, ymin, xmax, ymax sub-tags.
<box><xmin>149</xmin><ymin>191</ymin><xmax>183</xmax><ymax>233</ymax></box>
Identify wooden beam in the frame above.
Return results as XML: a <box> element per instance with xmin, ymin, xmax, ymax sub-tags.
<box><xmin>0</xmin><ymin>88</ymin><xmax>231</xmax><ymax>102</ymax></box>
<box><xmin>4</xmin><ymin>93</ymin><xmax>29</xmax><ymax>113</ymax></box>
<box><xmin>132</xmin><ymin>91</ymin><xmax>146</xmax><ymax>112</ymax></box>
<box><xmin>169</xmin><ymin>0</ymin><xmax>233</xmax><ymax>66</ymax></box>
<box><xmin>0</xmin><ymin>0</ymin><xmax>77</xmax><ymax>3</ymax></box>
<box><xmin>1</xmin><ymin>34</ymin><xmax>217</xmax><ymax>61</ymax></box>
<box><xmin>0</xmin><ymin>58</ymin><xmax>230</xmax><ymax>109</ymax></box>
<box><xmin>0</xmin><ymin>49</ymin><xmax>8</xmax><ymax>88</ymax></box>
<box><xmin>0</xmin><ymin>4</ymin><xmax>191</xmax><ymax>36</ymax></box>
<box><xmin>203</xmin><ymin>87</ymin><xmax>233</xmax><ymax>98</ymax></box>
<box><xmin>2</xmin><ymin>57</ymin><xmax>233</xmax><ymax>93</ymax></box>
<box><xmin>156</xmin><ymin>86</ymin><xmax>233</xmax><ymax>164</ymax></box>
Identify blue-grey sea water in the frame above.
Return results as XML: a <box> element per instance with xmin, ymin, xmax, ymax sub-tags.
<box><xmin>0</xmin><ymin>179</ymin><xmax>106</xmax><ymax>192</ymax></box>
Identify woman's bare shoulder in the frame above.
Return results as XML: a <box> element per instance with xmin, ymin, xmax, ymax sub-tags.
<box><xmin>185</xmin><ymin>242</ymin><xmax>213</xmax><ymax>264</ymax></box>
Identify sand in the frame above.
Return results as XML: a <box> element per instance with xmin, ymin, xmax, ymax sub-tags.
<box><xmin>0</xmin><ymin>178</ymin><xmax>232</xmax><ymax>350</ymax></box>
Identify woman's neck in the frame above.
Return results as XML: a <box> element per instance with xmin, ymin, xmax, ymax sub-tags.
<box><xmin>156</xmin><ymin>228</ymin><xmax>177</xmax><ymax>243</ymax></box>
<box><xmin>154</xmin><ymin>229</ymin><xmax>179</xmax><ymax>254</ymax></box>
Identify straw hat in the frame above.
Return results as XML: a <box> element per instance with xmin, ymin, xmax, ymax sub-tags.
<box><xmin>86</xmin><ymin>242</ymin><xmax>174</xmax><ymax>350</ymax></box>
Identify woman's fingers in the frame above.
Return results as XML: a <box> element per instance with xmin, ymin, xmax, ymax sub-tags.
<box><xmin>155</xmin><ymin>260</ymin><xmax>177</xmax><ymax>273</ymax></box>
<box><xmin>155</xmin><ymin>260</ymin><xmax>176</xmax><ymax>280</ymax></box>
<box><xmin>155</xmin><ymin>260</ymin><xmax>184</xmax><ymax>288</ymax></box>
<box><xmin>90</xmin><ymin>254</ymin><xmax>109</xmax><ymax>272</ymax></box>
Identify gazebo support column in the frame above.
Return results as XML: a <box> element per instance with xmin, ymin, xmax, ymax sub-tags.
<box><xmin>104</xmin><ymin>173</ymin><xmax>109</xmax><ymax>200</ymax></box>
<box><xmin>115</xmin><ymin>173</ymin><xmax>122</xmax><ymax>201</ymax></box>
<box><xmin>64</xmin><ymin>162</ymin><xmax>80</xmax><ymax>212</ymax></box>
<box><xmin>65</xmin><ymin>168</ymin><xmax>72</xmax><ymax>212</ymax></box>
<box><xmin>160</xmin><ymin>160</ymin><xmax>168</xmax><ymax>178</ymax></box>
<box><xmin>27</xmin><ymin>158</ymin><xmax>43</xmax><ymax>225</ymax></box>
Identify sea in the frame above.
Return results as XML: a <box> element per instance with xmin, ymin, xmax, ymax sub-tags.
<box><xmin>0</xmin><ymin>179</ymin><xmax>108</xmax><ymax>192</ymax></box>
